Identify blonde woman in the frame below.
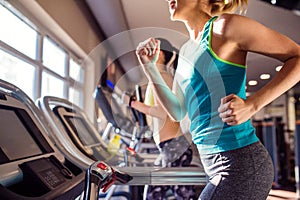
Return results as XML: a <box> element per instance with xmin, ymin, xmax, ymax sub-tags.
<box><xmin>135</xmin><ymin>0</ymin><xmax>300</xmax><ymax>199</ymax></box>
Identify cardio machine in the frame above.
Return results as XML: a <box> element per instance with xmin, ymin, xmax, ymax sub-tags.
<box><xmin>36</xmin><ymin>94</ymin><xmax>159</xmax><ymax>199</ymax></box>
<box><xmin>37</xmin><ymin>89</ymin><xmax>206</xmax><ymax>200</ymax></box>
<box><xmin>0</xmin><ymin>79</ymin><xmax>206</xmax><ymax>200</ymax></box>
<box><xmin>37</xmin><ymin>95</ymin><xmax>158</xmax><ymax>168</ymax></box>
<box><xmin>0</xmin><ymin>79</ymin><xmax>84</xmax><ymax>199</ymax></box>
<box><xmin>0</xmin><ymin>79</ymin><xmax>132</xmax><ymax>200</ymax></box>
<box><xmin>94</xmin><ymin>83</ymin><xmax>156</xmax><ymax>154</ymax></box>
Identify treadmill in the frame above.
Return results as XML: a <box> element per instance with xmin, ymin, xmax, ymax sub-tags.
<box><xmin>37</xmin><ymin>95</ymin><xmax>207</xmax><ymax>187</ymax></box>
<box><xmin>0</xmin><ymin>79</ymin><xmax>85</xmax><ymax>200</ymax></box>
<box><xmin>37</xmin><ymin>95</ymin><xmax>161</xmax><ymax>200</ymax></box>
<box><xmin>37</xmin><ymin>96</ymin><xmax>158</xmax><ymax>168</ymax></box>
<box><xmin>94</xmin><ymin>84</ymin><xmax>156</xmax><ymax>154</ymax></box>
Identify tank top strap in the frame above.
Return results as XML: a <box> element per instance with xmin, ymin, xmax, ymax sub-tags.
<box><xmin>200</xmin><ymin>16</ymin><xmax>218</xmax><ymax>47</ymax></box>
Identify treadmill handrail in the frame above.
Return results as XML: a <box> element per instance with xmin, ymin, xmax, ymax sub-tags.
<box><xmin>36</xmin><ymin>96</ymin><xmax>96</xmax><ymax>169</ymax></box>
<box><xmin>37</xmin><ymin>96</ymin><xmax>159</xmax><ymax>167</ymax></box>
<box><xmin>38</xmin><ymin>96</ymin><xmax>123</xmax><ymax>152</ymax></box>
<box><xmin>114</xmin><ymin>166</ymin><xmax>206</xmax><ymax>186</ymax></box>
<box><xmin>37</xmin><ymin>95</ymin><xmax>207</xmax><ymax>187</ymax></box>
<box><xmin>94</xmin><ymin>86</ymin><xmax>119</xmax><ymax>128</ymax></box>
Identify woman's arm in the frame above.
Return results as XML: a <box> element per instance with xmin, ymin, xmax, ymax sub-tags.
<box><xmin>217</xmin><ymin>14</ymin><xmax>300</xmax><ymax>125</ymax></box>
<box><xmin>131</xmin><ymin>71</ymin><xmax>174</xmax><ymax>119</ymax></box>
<box><xmin>136</xmin><ymin>38</ymin><xmax>186</xmax><ymax>121</ymax></box>
<box><xmin>130</xmin><ymin>101</ymin><xmax>166</xmax><ymax>119</ymax></box>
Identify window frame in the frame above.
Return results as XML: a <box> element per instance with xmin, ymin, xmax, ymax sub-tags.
<box><xmin>0</xmin><ymin>0</ymin><xmax>88</xmax><ymax>108</ymax></box>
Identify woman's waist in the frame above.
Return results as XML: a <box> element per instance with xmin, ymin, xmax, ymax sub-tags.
<box><xmin>192</xmin><ymin>122</ymin><xmax>258</xmax><ymax>154</ymax></box>
<box><xmin>153</xmin><ymin>124</ymin><xmax>184</xmax><ymax>144</ymax></box>
<box><xmin>190</xmin><ymin>120</ymin><xmax>256</xmax><ymax>144</ymax></box>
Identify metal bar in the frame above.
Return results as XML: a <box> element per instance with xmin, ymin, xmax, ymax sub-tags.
<box><xmin>115</xmin><ymin>166</ymin><xmax>207</xmax><ymax>186</ymax></box>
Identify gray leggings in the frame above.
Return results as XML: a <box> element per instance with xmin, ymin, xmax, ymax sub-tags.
<box><xmin>144</xmin><ymin>135</ymin><xmax>199</xmax><ymax>200</ymax></box>
<box><xmin>199</xmin><ymin>141</ymin><xmax>274</xmax><ymax>200</ymax></box>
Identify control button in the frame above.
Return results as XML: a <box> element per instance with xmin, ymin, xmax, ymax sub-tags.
<box><xmin>61</xmin><ymin>168</ymin><xmax>73</xmax><ymax>179</ymax></box>
<box><xmin>97</xmin><ymin>162</ymin><xmax>107</xmax><ymax>170</ymax></box>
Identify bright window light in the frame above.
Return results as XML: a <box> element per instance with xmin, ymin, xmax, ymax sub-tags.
<box><xmin>0</xmin><ymin>49</ymin><xmax>35</xmax><ymax>99</ymax></box>
<box><xmin>43</xmin><ymin>37</ymin><xmax>66</xmax><ymax>76</ymax></box>
<box><xmin>70</xmin><ymin>59</ymin><xmax>83</xmax><ymax>83</ymax></box>
<box><xmin>69</xmin><ymin>87</ymin><xmax>82</xmax><ymax>107</ymax></box>
<box><xmin>41</xmin><ymin>72</ymin><xmax>64</xmax><ymax>98</ymax></box>
<box><xmin>0</xmin><ymin>0</ymin><xmax>85</xmax><ymax>107</ymax></box>
<box><xmin>0</xmin><ymin>4</ymin><xmax>37</xmax><ymax>59</ymax></box>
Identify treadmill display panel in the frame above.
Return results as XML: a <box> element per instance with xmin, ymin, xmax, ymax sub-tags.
<box><xmin>0</xmin><ymin>105</ymin><xmax>53</xmax><ymax>164</ymax></box>
<box><xmin>65</xmin><ymin>116</ymin><xmax>97</xmax><ymax>146</ymax></box>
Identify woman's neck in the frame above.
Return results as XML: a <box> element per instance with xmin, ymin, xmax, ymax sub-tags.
<box><xmin>184</xmin><ymin>13</ymin><xmax>211</xmax><ymax>41</ymax></box>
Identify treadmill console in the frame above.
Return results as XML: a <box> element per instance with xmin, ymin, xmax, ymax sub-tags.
<box><xmin>0</xmin><ymin>83</ymin><xmax>85</xmax><ymax>200</ymax></box>
<box><xmin>53</xmin><ymin>106</ymin><xmax>117</xmax><ymax>163</ymax></box>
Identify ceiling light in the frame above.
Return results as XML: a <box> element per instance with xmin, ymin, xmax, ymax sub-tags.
<box><xmin>248</xmin><ymin>80</ymin><xmax>258</xmax><ymax>86</ymax></box>
<box><xmin>294</xmin><ymin>10</ymin><xmax>300</xmax><ymax>17</ymax></box>
<box><xmin>260</xmin><ymin>74</ymin><xmax>270</xmax><ymax>80</ymax></box>
<box><xmin>275</xmin><ymin>65</ymin><xmax>282</xmax><ymax>72</ymax></box>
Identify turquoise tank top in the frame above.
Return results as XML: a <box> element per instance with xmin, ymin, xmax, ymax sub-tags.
<box><xmin>176</xmin><ymin>16</ymin><xmax>259</xmax><ymax>154</ymax></box>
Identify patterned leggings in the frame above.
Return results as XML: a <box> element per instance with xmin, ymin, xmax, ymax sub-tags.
<box><xmin>144</xmin><ymin>135</ymin><xmax>199</xmax><ymax>200</ymax></box>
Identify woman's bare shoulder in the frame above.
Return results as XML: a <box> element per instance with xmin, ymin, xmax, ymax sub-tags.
<box><xmin>214</xmin><ymin>13</ymin><xmax>254</xmax><ymax>37</ymax></box>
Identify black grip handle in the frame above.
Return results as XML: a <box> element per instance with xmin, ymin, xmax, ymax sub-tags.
<box><xmin>135</xmin><ymin>85</ymin><xmax>148</xmax><ymax>127</ymax></box>
<box><xmin>94</xmin><ymin>86</ymin><xmax>119</xmax><ymax>128</ymax></box>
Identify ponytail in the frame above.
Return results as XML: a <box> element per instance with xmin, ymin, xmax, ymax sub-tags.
<box><xmin>210</xmin><ymin>0</ymin><xmax>248</xmax><ymax>15</ymax></box>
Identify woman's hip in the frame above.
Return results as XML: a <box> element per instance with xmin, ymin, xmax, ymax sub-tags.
<box><xmin>199</xmin><ymin>141</ymin><xmax>274</xmax><ymax>179</ymax></box>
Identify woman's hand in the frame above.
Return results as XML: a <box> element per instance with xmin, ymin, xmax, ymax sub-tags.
<box><xmin>218</xmin><ymin>94</ymin><xmax>255</xmax><ymax>125</ymax></box>
<box><xmin>136</xmin><ymin>38</ymin><xmax>160</xmax><ymax>69</ymax></box>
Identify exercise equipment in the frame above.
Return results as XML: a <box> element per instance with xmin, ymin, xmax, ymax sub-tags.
<box><xmin>94</xmin><ymin>85</ymin><xmax>155</xmax><ymax>154</ymax></box>
<box><xmin>0</xmin><ymin>78</ymin><xmax>206</xmax><ymax>200</ymax></box>
<box><xmin>37</xmin><ymin>95</ymin><xmax>206</xmax><ymax>199</ymax></box>
<box><xmin>261</xmin><ymin>117</ymin><xmax>292</xmax><ymax>187</ymax></box>
<box><xmin>0</xmin><ymin>79</ymin><xmax>85</xmax><ymax>200</ymax></box>
<box><xmin>37</xmin><ymin>96</ymin><xmax>157</xmax><ymax>168</ymax></box>
<box><xmin>37</xmin><ymin>95</ymin><xmax>162</xmax><ymax>199</ymax></box>
<box><xmin>295</xmin><ymin>122</ymin><xmax>300</xmax><ymax>199</ymax></box>
<box><xmin>83</xmin><ymin>161</ymin><xmax>132</xmax><ymax>200</ymax></box>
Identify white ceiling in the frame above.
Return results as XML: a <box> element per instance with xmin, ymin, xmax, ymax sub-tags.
<box><xmin>86</xmin><ymin>0</ymin><xmax>300</xmax><ymax>93</ymax></box>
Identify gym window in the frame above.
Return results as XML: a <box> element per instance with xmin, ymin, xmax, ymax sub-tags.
<box><xmin>0</xmin><ymin>0</ymin><xmax>85</xmax><ymax>107</ymax></box>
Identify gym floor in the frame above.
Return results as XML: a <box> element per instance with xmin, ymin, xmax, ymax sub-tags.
<box><xmin>268</xmin><ymin>189</ymin><xmax>298</xmax><ymax>200</ymax></box>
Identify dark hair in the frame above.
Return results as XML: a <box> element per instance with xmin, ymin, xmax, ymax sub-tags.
<box><xmin>156</xmin><ymin>38</ymin><xmax>179</xmax><ymax>70</ymax></box>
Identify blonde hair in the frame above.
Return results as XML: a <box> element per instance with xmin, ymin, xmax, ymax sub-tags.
<box><xmin>210</xmin><ymin>0</ymin><xmax>248</xmax><ymax>14</ymax></box>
